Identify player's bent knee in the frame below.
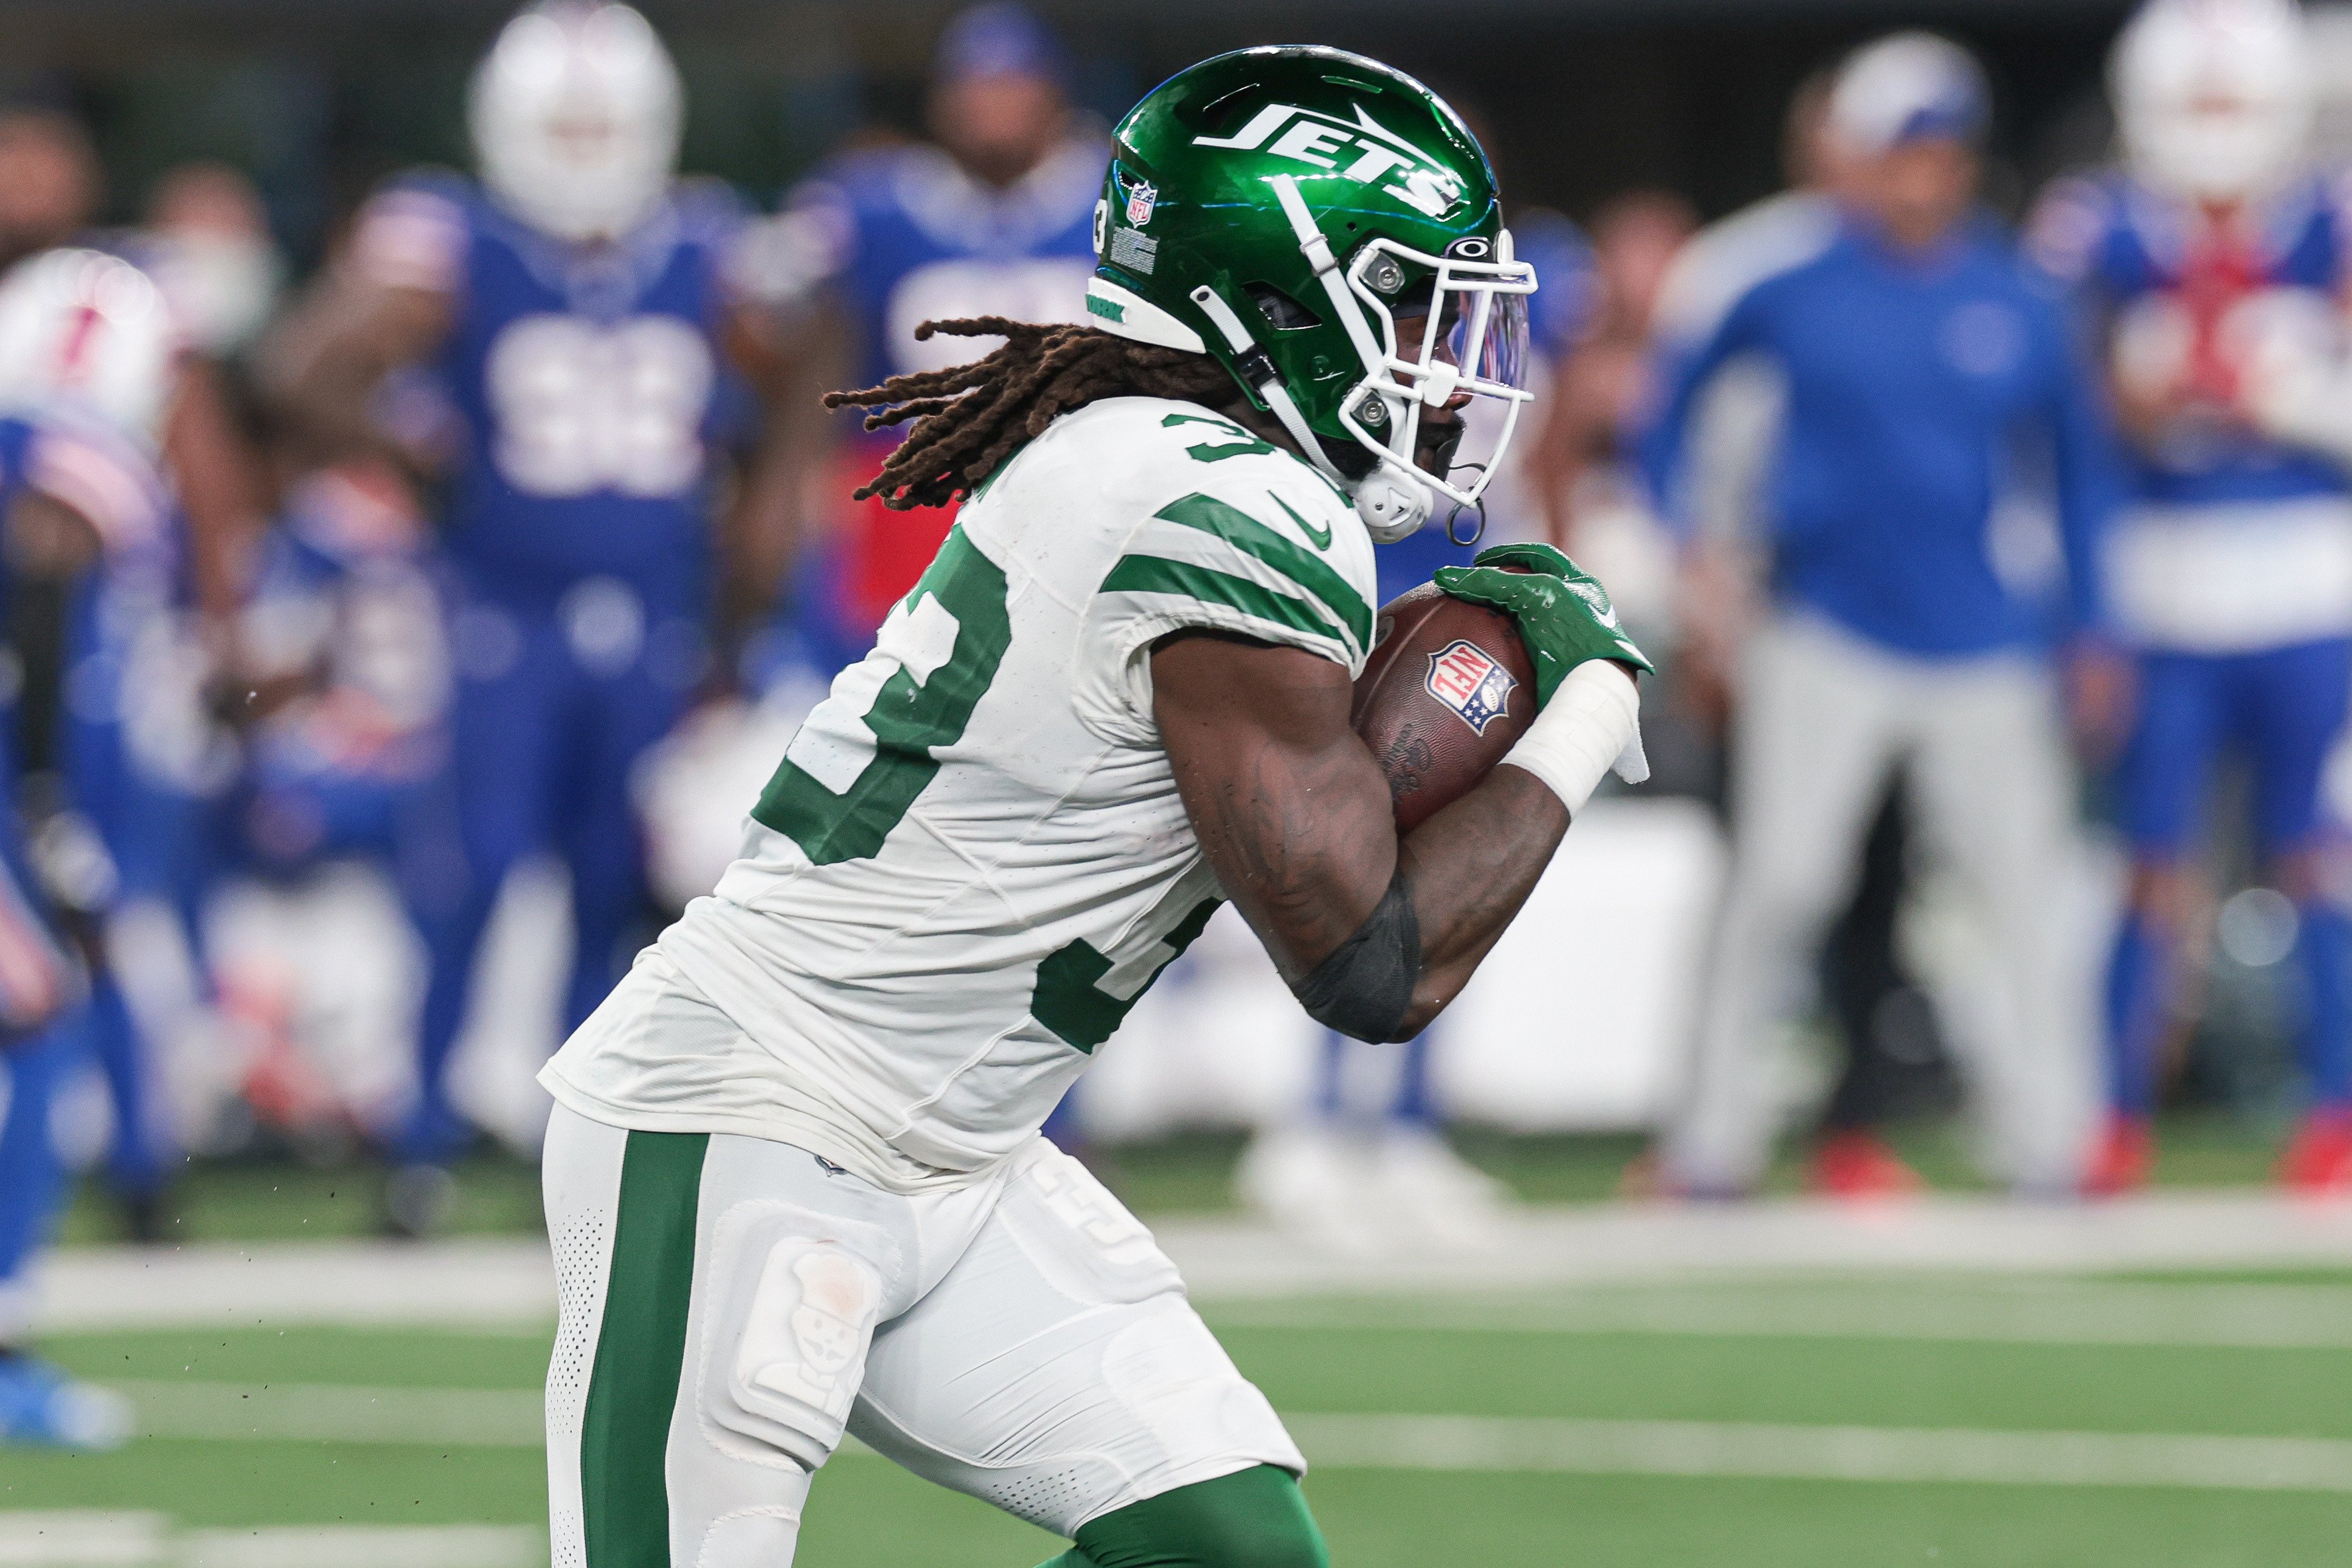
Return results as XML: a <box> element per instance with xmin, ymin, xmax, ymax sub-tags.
<box><xmin>1066</xmin><ymin>1465</ymin><xmax>1328</xmax><ymax>1568</ymax></box>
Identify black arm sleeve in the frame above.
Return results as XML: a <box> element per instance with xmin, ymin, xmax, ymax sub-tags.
<box><xmin>1292</xmin><ymin>866</ymin><xmax>1421</xmax><ymax>1043</ymax></box>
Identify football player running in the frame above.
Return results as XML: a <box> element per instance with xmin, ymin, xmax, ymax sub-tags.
<box><xmin>2031</xmin><ymin>0</ymin><xmax>2352</xmax><ymax>1193</ymax></box>
<box><xmin>538</xmin><ymin>48</ymin><xmax>1645</xmax><ymax>1566</ymax></box>
<box><xmin>273</xmin><ymin>1</ymin><xmax>796</xmax><ymax>1230</ymax></box>
<box><xmin>0</xmin><ymin>248</ymin><xmax>181</xmax><ymax>1449</ymax></box>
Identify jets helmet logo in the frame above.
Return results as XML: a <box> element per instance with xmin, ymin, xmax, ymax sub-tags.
<box><xmin>1425</xmin><ymin>639</ymin><xmax>1516</xmax><ymax>735</ymax></box>
<box><xmin>1125</xmin><ymin>178</ymin><xmax>1157</xmax><ymax>226</ymax></box>
<box><xmin>1191</xmin><ymin>101</ymin><xmax>1466</xmax><ymax>218</ymax></box>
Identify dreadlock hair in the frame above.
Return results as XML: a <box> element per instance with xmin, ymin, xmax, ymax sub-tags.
<box><xmin>823</xmin><ymin>317</ymin><xmax>1241</xmax><ymax>510</ymax></box>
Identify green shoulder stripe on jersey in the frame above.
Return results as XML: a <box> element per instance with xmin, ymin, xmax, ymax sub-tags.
<box><xmin>1100</xmin><ymin>554</ymin><xmax>1349</xmax><ymax>651</ymax></box>
<box><xmin>1153</xmin><ymin>493</ymin><xmax>1370</xmax><ymax>648</ymax></box>
<box><xmin>581</xmin><ymin>1131</ymin><xmax>707</xmax><ymax>1568</ymax></box>
<box><xmin>1033</xmin><ymin>898</ymin><xmax>1221</xmax><ymax>1052</ymax></box>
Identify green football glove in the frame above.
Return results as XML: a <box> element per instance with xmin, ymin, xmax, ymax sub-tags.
<box><xmin>1433</xmin><ymin>543</ymin><xmax>1653</xmax><ymax>707</ymax></box>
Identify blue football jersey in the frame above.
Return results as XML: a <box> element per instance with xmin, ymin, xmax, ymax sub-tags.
<box><xmin>0</xmin><ymin>418</ymin><xmax>31</xmax><ymax>752</ymax></box>
<box><xmin>350</xmin><ymin>173</ymin><xmax>754</xmax><ymax>610</ymax></box>
<box><xmin>770</xmin><ymin>135</ymin><xmax>1105</xmax><ymax>390</ymax></box>
<box><xmin>2030</xmin><ymin>171</ymin><xmax>2351</xmax><ymax>506</ymax></box>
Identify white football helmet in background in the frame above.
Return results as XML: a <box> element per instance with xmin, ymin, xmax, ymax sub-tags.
<box><xmin>468</xmin><ymin>1</ymin><xmax>682</xmax><ymax>243</ymax></box>
<box><xmin>0</xmin><ymin>248</ymin><xmax>178</xmax><ymax>443</ymax></box>
<box><xmin>2113</xmin><ymin>0</ymin><xmax>2314</xmax><ymax>203</ymax></box>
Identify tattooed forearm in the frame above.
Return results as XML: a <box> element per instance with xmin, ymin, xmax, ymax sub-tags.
<box><xmin>1403</xmin><ymin>766</ymin><xmax>1566</xmax><ymax>971</ymax></box>
<box><xmin>1153</xmin><ymin>630</ymin><xmax>1569</xmax><ymax>1029</ymax></box>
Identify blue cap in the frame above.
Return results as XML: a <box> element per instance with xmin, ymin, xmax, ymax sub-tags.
<box><xmin>935</xmin><ymin>4</ymin><xmax>1067</xmax><ymax>89</ymax></box>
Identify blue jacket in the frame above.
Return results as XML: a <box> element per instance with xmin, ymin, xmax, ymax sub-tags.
<box><xmin>1641</xmin><ymin>212</ymin><xmax>2116</xmax><ymax>657</ymax></box>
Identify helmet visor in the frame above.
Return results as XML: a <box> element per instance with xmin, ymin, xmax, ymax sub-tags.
<box><xmin>1434</xmin><ymin>285</ymin><xmax>1530</xmax><ymax>499</ymax></box>
<box><xmin>1342</xmin><ymin>234</ymin><xmax>1537</xmax><ymax>508</ymax></box>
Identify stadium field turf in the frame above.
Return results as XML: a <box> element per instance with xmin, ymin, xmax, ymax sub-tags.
<box><xmin>10</xmin><ymin>1269</ymin><xmax>2352</xmax><ymax>1567</ymax></box>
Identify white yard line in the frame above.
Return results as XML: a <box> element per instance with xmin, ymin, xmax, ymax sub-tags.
<box><xmin>1164</xmin><ymin>1190</ymin><xmax>2352</xmax><ymax>1300</ymax></box>
<box><xmin>179</xmin><ymin>1525</ymin><xmax>540</xmax><ymax>1568</ymax></box>
<box><xmin>99</xmin><ymin>1379</ymin><xmax>2352</xmax><ymax>1494</ymax></box>
<box><xmin>0</xmin><ymin>1516</ymin><xmax>539</xmax><ymax>1568</ymax></box>
<box><xmin>1209</xmin><ymin>1278</ymin><xmax>2352</xmax><ymax>1349</ymax></box>
<box><xmin>33</xmin><ymin>1191</ymin><xmax>2352</xmax><ymax>1332</ymax></box>
<box><xmin>1285</xmin><ymin>1412</ymin><xmax>2352</xmax><ymax>1492</ymax></box>
<box><xmin>30</xmin><ymin>1239</ymin><xmax>553</xmax><ymax>1333</ymax></box>
<box><xmin>0</xmin><ymin>1513</ymin><xmax>167</xmax><ymax>1567</ymax></box>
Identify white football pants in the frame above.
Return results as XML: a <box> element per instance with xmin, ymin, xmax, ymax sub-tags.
<box><xmin>1660</xmin><ymin>612</ymin><xmax>2098</xmax><ymax>1193</ymax></box>
<box><xmin>543</xmin><ymin>1101</ymin><xmax>1301</xmax><ymax>1568</ymax></box>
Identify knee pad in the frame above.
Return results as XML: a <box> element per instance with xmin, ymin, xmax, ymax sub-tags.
<box><xmin>696</xmin><ymin>1201</ymin><xmax>885</xmax><ymax>1472</ymax></box>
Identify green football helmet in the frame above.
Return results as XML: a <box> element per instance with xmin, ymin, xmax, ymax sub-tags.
<box><xmin>1086</xmin><ymin>46</ymin><xmax>1538</xmax><ymax>541</ymax></box>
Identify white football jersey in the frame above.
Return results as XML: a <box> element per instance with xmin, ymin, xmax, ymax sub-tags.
<box><xmin>543</xmin><ymin>396</ymin><xmax>1375</xmax><ymax>1185</ymax></box>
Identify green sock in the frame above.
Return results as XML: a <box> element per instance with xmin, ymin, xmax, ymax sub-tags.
<box><xmin>1032</xmin><ymin>1465</ymin><xmax>1328</xmax><ymax>1568</ymax></box>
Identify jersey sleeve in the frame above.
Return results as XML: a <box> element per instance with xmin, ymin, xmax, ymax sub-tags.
<box><xmin>345</xmin><ymin>173</ymin><xmax>471</xmax><ymax>296</ymax></box>
<box><xmin>1075</xmin><ymin>443</ymin><xmax>1375</xmax><ymax>748</ymax></box>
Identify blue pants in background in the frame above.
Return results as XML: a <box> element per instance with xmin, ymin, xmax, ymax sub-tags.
<box><xmin>397</xmin><ymin>582</ymin><xmax>693</xmax><ymax>1165</ymax></box>
<box><xmin>2106</xmin><ymin>638</ymin><xmax>2352</xmax><ymax>1115</ymax></box>
<box><xmin>0</xmin><ymin>1033</ymin><xmax>72</xmax><ymax>1339</ymax></box>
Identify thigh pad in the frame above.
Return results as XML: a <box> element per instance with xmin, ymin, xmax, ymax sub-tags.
<box><xmin>695</xmin><ymin>1198</ymin><xmax>889</xmax><ymax>1471</ymax></box>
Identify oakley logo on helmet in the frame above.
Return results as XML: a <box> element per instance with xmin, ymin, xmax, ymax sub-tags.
<box><xmin>1192</xmin><ymin>101</ymin><xmax>1465</xmax><ymax>218</ymax></box>
<box><xmin>1447</xmin><ymin>238</ymin><xmax>1491</xmax><ymax>259</ymax></box>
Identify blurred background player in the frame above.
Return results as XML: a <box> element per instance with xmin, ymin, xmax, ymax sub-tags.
<box><xmin>2035</xmin><ymin>0</ymin><xmax>2352</xmax><ymax>1194</ymax></box>
<box><xmin>1232</xmin><ymin>182</ymin><xmax>1606</xmax><ymax>1250</ymax></box>
<box><xmin>749</xmin><ymin>1</ymin><xmax>1103</xmax><ymax>681</ymax></box>
<box><xmin>45</xmin><ymin>162</ymin><xmax>287</xmax><ymax>1239</ymax></box>
<box><xmin>1643</xmin><ymin>33</ymin><xmax>2117</xmax><ymax>1198</ymax></box>
<box><xmin>1643</xmin><ymin>69</ymin><xmax>1965</xmax><ymax>1197</ymax></box>
<box><xmin>268</xmin><ymin>0</ymin><xmax>793</xmax><ymax>1233</ymax></box>
<box><xmin>0</xmin><ymin>246</ymin><xmax>183</xmax><ymax>1448</ymax></box>
<box><xmin>0</xmin><ymin>115</ymin><xmax>266</xmax><ymax>1241</ymax></box>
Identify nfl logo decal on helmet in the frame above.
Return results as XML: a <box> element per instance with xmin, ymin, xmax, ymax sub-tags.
<box><xmin>1125</xmin><ymin>178</ymin><xmax>1157</xmax><ymax>226</ymax></box>
<box><xmin>1425</xmin><ymin>639</ymin><xmax>1517</xmax><ymax>735</ymax></box>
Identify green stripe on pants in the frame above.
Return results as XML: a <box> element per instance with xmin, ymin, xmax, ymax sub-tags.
<box><xmin>581</xmin><ymin>1130</ymin><xmax>708</xmax><ymax>1567</ymax></box>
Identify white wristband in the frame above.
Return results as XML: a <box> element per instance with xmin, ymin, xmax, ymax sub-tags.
<box><xmin>1500</xmin><ymin>661</ymin><xmax>1646</xmax><ymax>814</ymax></box>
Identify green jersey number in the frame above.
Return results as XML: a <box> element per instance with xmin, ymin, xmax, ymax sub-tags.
<box><xmin>752</xmin><ymin>528</ymin><xmax>1013</xmax><ymax>865</ymax></box>
<box><xmin>1162</xmin><ymin>411</ymin><xmax>1275</xmax><ymax>463</ymax></box>
<box><xmin>1033</xmin><ymin>897</ymin><xmax>1221</xmax><ymax>1053</ymax></box>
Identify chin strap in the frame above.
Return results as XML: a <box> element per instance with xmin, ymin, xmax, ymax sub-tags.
<box><xmin>1186</xmin><ymin>282</ymin><xmax>1432</xmax><ymax>544</ymax></box>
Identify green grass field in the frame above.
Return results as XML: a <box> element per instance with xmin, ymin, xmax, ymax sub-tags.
<box><xmin>12</xmin><ymin>1266</ymin><xmax>2352</xmax><ymax>1567</ymax></box>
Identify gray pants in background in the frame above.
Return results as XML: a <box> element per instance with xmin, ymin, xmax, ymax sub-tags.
<box><xmin>1661</xmin><ymin>612</ymin><xmax>2098</xmax><ymax>1195</ymax></box>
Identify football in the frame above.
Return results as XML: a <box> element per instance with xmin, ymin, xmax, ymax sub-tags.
<box><xmin>1351</xmin><ymin>579</ymin><xmax>1538</xmax><ymax>833</ymax></box>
